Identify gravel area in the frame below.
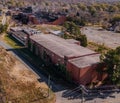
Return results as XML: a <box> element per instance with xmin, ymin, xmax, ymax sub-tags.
<box><xmin>82</xmin><ymin>27</ymin><xmax>120</xmax><ymax>49</ymax></box>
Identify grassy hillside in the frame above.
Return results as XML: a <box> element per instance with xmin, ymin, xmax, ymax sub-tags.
<box><xmin>0</xmin><ymin>47</ymin><xmax>55</xmax><ymax>103</ymax></box>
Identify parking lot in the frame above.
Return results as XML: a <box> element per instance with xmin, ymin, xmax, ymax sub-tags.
<box><xmin>82</xmin><ymin>27</ymin><xmax>120</xmax><ymax>49</ymax></box>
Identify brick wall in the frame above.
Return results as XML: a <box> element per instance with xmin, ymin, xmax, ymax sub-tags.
<box><xmin>29</xmin><ymin>37</ymin><xmax>107</xmax><ymax>85</ymax></box>
<box><xmin>66</xmin><ymin>61</ymin><xmax>107</xmax><ymax>85</ymax></box>
<box><xmin>52</xmin><ymin>16</ymin><xmax>66</xmax><ymax>25</ymax></box>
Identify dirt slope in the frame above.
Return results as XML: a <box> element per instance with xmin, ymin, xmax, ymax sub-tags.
<box><xmin>0</xmin><ymin>47</ymin><xmax>55</xmax><ymax>103</ymax></box>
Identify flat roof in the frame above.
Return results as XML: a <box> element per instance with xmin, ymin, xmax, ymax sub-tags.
<box><xmin>23</xmin><ymin>27</ymin><xmax>40</xmax><ymax>35</ymax></box>
<box><xmin>49</xmin><ymin>30</ymin><xmax>63</xmax><ymax>35</ymax></box>
<box><xmin>10</xmin><ymin>27</ymin><xmax>23</xmax><ymax>31</ymax></box>
<box><xmin>10</xmin><ymin>27</ymin><xmax>41</xmax><ymax>35</ymax></box>
<box><xmin>69</xmin><ymin>54</ymin><xmax>100</xmax><ymax>68</ymax></box>
<box><xmin>30</xmin><ymin>34</ymin><xmax>96</xmax><ymax>58</ymax></box>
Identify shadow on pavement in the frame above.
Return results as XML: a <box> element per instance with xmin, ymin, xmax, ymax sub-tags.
<box><xmin>5</xmin><ymin>48</ymin><xmax>120</xmax><ymax>101</ymax></box>
<box><xmin>62</xmin><ymin>85</ymin><xmax>120</xmax><ymax>101</ymax></box>
<box><xmin>6</xmin><ymin>47</ymin><xmax>69</xmax><ymax>92</ymax></box>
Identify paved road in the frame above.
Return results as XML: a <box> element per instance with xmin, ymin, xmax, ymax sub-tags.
<box><xmin>82</xmin><ymin>26</ymin><xmax>120</xmax><ymax>49</ymax></box>
<box><xmin>1</xmin><ymin>40</ymin><xmax>120</xmax><ymax>103</ymax></box>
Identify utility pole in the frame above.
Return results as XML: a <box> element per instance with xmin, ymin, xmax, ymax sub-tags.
<box><xmin>48</xmin><ymin>75</ymin><xmax>50</xmax><ymax>97</ymax></box>
<box><xmin>81</xmin><ymin>89</ymin><xmax>85</xmax><ymax>103</ymax></box>
<box><xmin>80</xmin><ymin>85</ymin><xmax>86</xmax><ymax>103</ymax></box>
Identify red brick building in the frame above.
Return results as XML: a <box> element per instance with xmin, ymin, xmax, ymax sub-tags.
<box><xmin>28</xmin><ymin>15</ymin><xmax>40</xmax><ymax>24</ymax></box>
<box><xmin>9</xmin><ymin>27</ymin><xmax>107</xmax><ymax>85</ymax></box>
<box><xmin>9</xmin><ymin>27</ymin><xmax>28</xmax><ymax>45</ymax></box>
<box><xmin>51</xmin><ymin>16</ymin><xmax>66</xmax><ymax>25</ymax></box>
<box><xmin>29</xmin><ymin>34</ymin><xmax>107</xmax><ymax>85</ymax></box>
<box><xmin>9</xmin><ymin>27</ymin><xmax>41</xmax><ymax>45</ymax></box>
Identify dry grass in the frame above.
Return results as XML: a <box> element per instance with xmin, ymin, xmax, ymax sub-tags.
<box><xmin>3</xmin><ymin>34</ymin><xmax>22</xmax><ymax>48</ymax></box>
<box><xmin>31</xmin><ymin>24</ymin><xmax>62</xmax><ymax>33</ymax></box>
<box><xmin>87</xmin><ymin>41</ymin><xmax>110</xmax><ymax>53</ymax></box>
<box><xmin>0</xmin><ymin>47</ymin><xmax>55</xmax><ymax>103</ymax></box>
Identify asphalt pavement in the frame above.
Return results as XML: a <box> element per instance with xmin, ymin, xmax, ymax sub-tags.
<box><xmin>82</xmin><ymin>26</ymin><xmax>120</xmax><ymax>49</ymax></box>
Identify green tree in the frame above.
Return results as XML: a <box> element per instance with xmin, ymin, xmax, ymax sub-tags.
<box><xmin>77</xmin><ymin>3</ymin><xmax>86</xmax><ymax>11</ymax></box>
<box><xmin>93</xmin><ymin>3</ymin><xmax>103</xmax><ymax>11</ymax></box>
<box><xmin>66</xmin><ymin>16</ymin><xmax>86</xmax><ymax>26</ymax></box>
<box><xmin>63</xmin><ymin>21</ymin><xmax>87</xmax><ymax>47</ymax></box>
<box><xmin>101</xmin><ymin>46</ymin><xmax>120</xmax><ymax>84</ymax></box>
<box><xmin>76</xmin><ymin>35</ymin><xmax>87</xmax><ymax>47</ymax></box>
<box><xmin>88</xmin><ymin>5</ymin><xmax>97</xmax><ymax>16</ymax></box>
<box><xmin>108</xmin><ymin>5</ymin><xmax>119</xmax><ymax>12</ymax></box>
<box><xmin>100</xmin><ymin>4</ymin><xmax>109</xmax><ymax>11</ymax></box>
<box><xmin>63</xmin><ymin>21</ymin><xmax>81</xmax><ymax>36</ymax></box>
<box><xmin>110</xmin><ymin>15</ymin><xmax>120</xmax><ymax>26</ymax></box>
<box><xmin>0</xmin><ymin>24</ymin><xmax>8</xmax><ymax>34</ymax></box>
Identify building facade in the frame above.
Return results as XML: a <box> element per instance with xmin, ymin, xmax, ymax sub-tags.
<box><xmin>9</xmin><ymin>27</ymin><xmax>107</xmax><ymax>85</ymax></box>
<box><xmin>29</xmin><ymin>34</ymin><xmax>107</xmax><ymax>85</ymax></box>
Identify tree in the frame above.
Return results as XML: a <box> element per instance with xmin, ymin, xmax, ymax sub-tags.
<box><xmin>93</xmin><ymin>3</ymin><xmax>103</xmax><ymax>11</ymax></box>
<box><xmin>77</xmin><ymin>3</ymin><xmax>86</xmax><ymax>11</ymax></box>
<box><xmin>101</xmin><ymin>46</ymin><xmax>120</xmax><ymax>84</ymax></box>
<box><xmin>63</xmin><ymin>21</ymin><xmax>87</xmax><ymax>47</ymax></box>
<box><xmin>0</xmin><ymin>24</ymin><xmax>4</xmax><ymax>33</ymax></box>
<box><xmin>76</xmin><ymin>35</ymin><xmax>87</xmax><ymax>47</ymax></box>
<box><xmin>0</xmin><ymin>24</ymin><xmax>8</xmax><ymax>34</ymax></box>
<box><xmin>110</xmin><ymin>15</ymin><xmax>120</xmax><ymax>26</ymax></box>
<box><xmin>63</xmin><ymin>21</ymin><xmax>81</xmax><ymax>36</ymax></box>
<box><xmin>66</xmin><ymin>16</ymin><xmax>86</xmax><ymax>26</ymax></box>
<box><xmin>88</xmin><ymin>5</ymin><xmax>97</xmax><ymax>17</ymax></box>
<box><xmin>100</xmin><ymin>3</ymin><xmax>108</xmax><ymax>11</ymax></box>
<box><xmin>15</xmin><ymin>1</ymin><xmax>24</xmax><ymax>7</ymax></box>
<box><xmin>22</xmin><ymin>17</ymin><xmax>29</xmax><ymax>24</ymax></box>
<box><xmin>108</xmin><ymin>5</ymin><xmax>119</xmax><ymax>12</ymax></box>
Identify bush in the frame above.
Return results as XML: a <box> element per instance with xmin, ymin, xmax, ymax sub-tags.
<box><xmin>67</xmin><ymin>16</ymin><xmax>86</xmax><ymax>26</ymax></box>
<box><xmin>63</xmin><ymin>21</ymin><xmax>81</xmax><ymax>36</ymax></box>
<box><xmin>76</xmin><ymin>35</ymin><xmax>87</xmax><ymax>47</ymax></box>
<box><xmin>101</xmin><ymin>46</ymin><xmax>120</xmax><ymax>84</ymax></box>
<box><xmin>0</xmin><ymin>24</ymin><xmax>8</xmax><ymax>34</ymax></box>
